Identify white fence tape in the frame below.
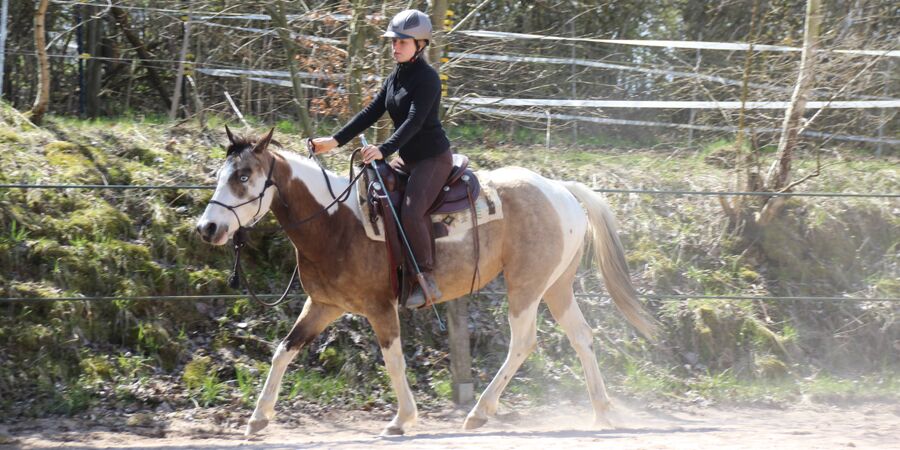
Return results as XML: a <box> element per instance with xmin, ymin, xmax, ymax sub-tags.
<box><xmin>197</xmin><ymin>68</ymin><xmax>331</xmax><ymax>80</ymax></box>
<box><xmin>463</xmin><ymin>106</ymin><xmax>899</xmax><ymax>145</ymax></box>
<box><xmin>459</xmin><ymin>30</ymin><xmax>900</xmax><ymax>58</ymax></box>
<box><xmin>449</xmin><ymin>97</ymin><xmax>900</xmax><ymax>109</ymax></box>
<box><xmin>449</xmin><ymin>51</ymin><xmax>784</xmax><ymax>91</ymax></box>
<box><xmin>195</xmin><ymin>21</ymin><xmax>343</xmax><ymax>45</ymax></box>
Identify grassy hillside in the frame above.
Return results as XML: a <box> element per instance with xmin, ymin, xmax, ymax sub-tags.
<box><xmin>1</xmin><ymin>107</ymin><xmax>897</xmax><ymax>419</ymax></box>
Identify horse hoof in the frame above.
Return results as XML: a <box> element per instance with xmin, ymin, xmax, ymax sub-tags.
<box><xmin>245</xmin><ymin>418</ymin><xmax>269</xmax><ymax>436</ymax></box>
<box><xmin>380</xmin><ymin>425</ymin><xmax>405</xmax><ymax>436</ymax></box>
<box><xmin>593</xmin><ymin>416</ymin><xmax>615</xmax><ymax>429</ymax></box>
<box><xmin>463</xmin><ymin>416</ymin><xmax>488</xmax><ymax>430</ymax></box>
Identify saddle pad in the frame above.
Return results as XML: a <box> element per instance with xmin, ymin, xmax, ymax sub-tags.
<box><xmin>357</xmin><ymin>177</ymin><xmax>504</xmax><ymax>243</ymax></box>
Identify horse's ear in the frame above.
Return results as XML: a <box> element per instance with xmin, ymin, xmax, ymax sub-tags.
<box><xmin>225</xmin><ymin>125</ymin><xmax>236</xmax><ymax>145</ymax></box>
<box><xmin>253</xmin><ymin>127</ymin><xmax>275</xmax><ymax>154</ymax></box>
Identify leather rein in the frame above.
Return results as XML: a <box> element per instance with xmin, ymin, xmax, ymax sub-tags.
<box><xmin>209</xmin><ymin>140</ymin><xmax>364</xmax><ymax>307</ymax></box>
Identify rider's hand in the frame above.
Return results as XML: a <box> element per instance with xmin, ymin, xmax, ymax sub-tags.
<box><xmin>361</xmin><ymin>145</ymin><xmax>383</xmax><ymax>164</ymax></box>
<box><xmin>312</xmin><ymin>137</ymin><xmax>338</xmax><ymax>154</ymax></box>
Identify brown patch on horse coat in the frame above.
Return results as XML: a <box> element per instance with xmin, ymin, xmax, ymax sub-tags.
<box><xmin>224</xmin><ymin>153</ymin><xmax>262</xmax><ymax>199</ymax></box>
<box><xmin>284</xmin><ymin>300</ymin><xmax>345</xmax><ymax>351</ymax></box>
<box><xmin>494</xmin><ymin>177</ymin><xmax>565</xmax><ymax>317</ymax></box>
<box><xmin>265</xmin><ymin>152</ymin><xmax>401</xmax><ymax>347</ymax></box>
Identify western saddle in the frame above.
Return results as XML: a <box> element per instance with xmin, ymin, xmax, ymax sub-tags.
<box><xmin>363</xmin><ymin>154</ymin><xmax>482</xmax><ymax>306</ymax></box>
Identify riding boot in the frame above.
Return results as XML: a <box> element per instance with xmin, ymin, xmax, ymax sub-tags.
<box><xmin>405</xmin><ymin>272</ymin><xmax>442</xmax><ymax>309</ymax></box>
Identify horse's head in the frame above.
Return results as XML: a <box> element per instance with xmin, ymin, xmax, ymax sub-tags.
<box><xmin>196</xmin><ymin>126</ymin><xmax>279</xmax><ymax>245</ymax></box>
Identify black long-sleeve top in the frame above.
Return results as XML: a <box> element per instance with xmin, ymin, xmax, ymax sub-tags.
<box><xmin>333</xmin><ymin>57</ymin><xmax>450</xmax><ymax>162</ymax></box>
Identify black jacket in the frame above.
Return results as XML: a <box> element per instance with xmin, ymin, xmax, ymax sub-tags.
<box><xmin>333</xmin><ymin>57</ymin><xmax>450</xmax><ymax>162</ymax></box>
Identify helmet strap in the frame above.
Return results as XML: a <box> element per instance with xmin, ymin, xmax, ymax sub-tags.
<box><xmin>410</xmin><ymin>40</ymin><xmax>429</xmax><ymax>62</ymax></box>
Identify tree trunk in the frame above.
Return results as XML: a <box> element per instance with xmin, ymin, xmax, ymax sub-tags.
<box><xmin>85</xmin><ymin>5</ymin><xmax>103</xmax><ymax>118</ymax></box>
<box><xmin>429</xmin><ymin>0</ymin><xmax>449</xmax><ymax>121</ymax></box>
<box><xmin>29</xmin><ymin>0</ymin><xmax>49</xmax><ymax>124</ymax></box>
<box><xmin>765</xmin><ymin>0</ymin><xmax>821</xmax><ymax>192</ymax></box>
<box><xmin>758</xmin><ymin>0</ymin><xmax>821</xmax><ymax>225</ymax></box>
<box><xmin>346</xmin><ymin>0</ymin><xmax>367</xmax><ymax>115</ymax></box>
<box><xmin>374</xmin><ymin>2</ymin><xmax>391</xmax><ymax>145</ymax></box>
<box><xmin>0</xmin><ymin>0</ymin><xmax>9</xmax><ymax>100</ymax></box>
<box><xmin>110</xmin><ymin>7</ymin><xmax>171</xmax><ymax>111</ymax></box>
<box><xmin>428</xmin><ymin>0</ymin><xmax>448</xmax><ymax>67</ymax></box>
<box><xmin>268</xmin><ymin>0</ymin><xmax>313</xmax><ymax>137</ymax></box>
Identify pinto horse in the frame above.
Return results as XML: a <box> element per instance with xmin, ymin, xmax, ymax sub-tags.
<box><xmin>195</xmin><ymin>128</ymin><xmax>656</xmax><ymax>436</ymax></box>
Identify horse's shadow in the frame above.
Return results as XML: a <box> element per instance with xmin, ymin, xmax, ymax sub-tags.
<box><xmin>27</xmin><ymin>425</ymin><xmax>725</xmax><ymax>450</ymax></box>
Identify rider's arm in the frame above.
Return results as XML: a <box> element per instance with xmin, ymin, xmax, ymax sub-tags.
<box><xmin>332</xmin><ymin>84</ymin><xmax>388</xmax><ymax>147</ymax></box>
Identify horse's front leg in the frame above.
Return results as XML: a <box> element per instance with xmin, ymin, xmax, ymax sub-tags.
<box><xmin>246</xmin><ymin>298</ymin><xmax>343</xmax><ymax>436</ymax></box>
<box><xmin>368</xmin><ymin>304</ymin><xmax>417</xmax><ymax>436</ymax></box>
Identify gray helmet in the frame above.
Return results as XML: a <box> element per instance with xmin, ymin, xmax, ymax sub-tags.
<box><xmin>383</xmin><ymin>10</ymin><xmax>432</xmax><ymax>41</ymax></box>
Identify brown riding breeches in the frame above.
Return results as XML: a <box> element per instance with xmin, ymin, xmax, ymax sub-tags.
<box><xmin>389</xmin><ymin>150</ymin><xmax>454</xmax><ymax>273</ymax></box>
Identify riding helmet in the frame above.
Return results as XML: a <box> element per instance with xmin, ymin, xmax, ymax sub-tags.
<box><xmin>383</xmin><ymin>10</ymin><xmax>432</xmax><ymax>41</ymax></box>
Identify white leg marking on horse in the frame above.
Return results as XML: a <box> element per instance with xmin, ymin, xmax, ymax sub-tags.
<box><xmin>247</xmin><ymin>342</ymin><xmax>298</xmax><ymax>434</ymax></box>
<box><xmin>381</xmin><ymin>336</ymin><xmax>418</xmax><ymax>435</ymax></box>
<box><xmin>464</xmin><ymin>300</ymin><xmax>540</xmax><ymax>430</ymax></box>
<box><xmin>553</xmin><ymin>293</ymin><xmax>614</xmax><ymax>428</ymax></box>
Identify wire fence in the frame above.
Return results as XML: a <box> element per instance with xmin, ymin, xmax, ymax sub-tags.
<box><xmin>2</xmin><ymin>292</ymin><xmax>898</xmax><ymax>304</ymax></box>
<box><xmin>2</xmin><ymin>183</ymin><xmax>899</xmax><ymax>198</ymax></box>
<box><xmin>2</xmin><ymin>179</ymin><xmax>897</xmax><ymax>304</ymax></box>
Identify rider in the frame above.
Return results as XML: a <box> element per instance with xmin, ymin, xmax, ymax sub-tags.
<box><xmin>311</xmin><ymin>9</ymin><xmax>451</xmax><ymax>309</ymax></box>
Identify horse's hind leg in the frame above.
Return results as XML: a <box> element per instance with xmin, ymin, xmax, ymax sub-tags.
<box><xmin>245</xmin><ymin>299</ymin><xmax>343</xmax><ymax>436</ymax></box>
<box><xmin>463</xmin><ymin>290</ymin><xmax>541</xmax><ymax>430</ymax></box>
<box><xmin>543</xmin><ymin>255</ymin><xmax>614</xmax><ymax>428</ymax></box>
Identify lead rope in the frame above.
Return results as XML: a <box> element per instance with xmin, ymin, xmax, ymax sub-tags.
<box><xmin>229</xmin><ymin>227</ymin><xmax>300</xmax><ymax>307</ymax></box>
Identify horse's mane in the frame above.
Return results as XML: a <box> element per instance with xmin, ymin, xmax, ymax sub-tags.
<box><xmin>226</xmin><ymin>133</ymin><xmax>283</xmax><ymax>157</ymax></box>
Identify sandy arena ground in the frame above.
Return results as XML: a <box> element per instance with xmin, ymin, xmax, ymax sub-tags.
<box><xmin>3</xmin><ymin>399</ymin><xmax>898</xmax><ymax>449</ymax></box>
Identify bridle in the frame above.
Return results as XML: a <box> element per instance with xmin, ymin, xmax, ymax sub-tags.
<box><xmin>208</xmin><ymin>142</ymin><xmax>365</xmax><ymax>307</ymax></box>
<box><xmin>208</xmin><ymin>157</ymin><xmax>278</xmax><ymax>231</ymax></box>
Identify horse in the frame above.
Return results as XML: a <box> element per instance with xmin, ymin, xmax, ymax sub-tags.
<box><xmin>195</xmin><ymin>127</ymin><xmax>657</xmax><ymax>436</ymax></box>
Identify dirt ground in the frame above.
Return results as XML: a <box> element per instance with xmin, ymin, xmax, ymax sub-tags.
<box><xmin>3</xmin><ymin>398</ymin><xmax>898</xmax><ymax>450</ymax></box>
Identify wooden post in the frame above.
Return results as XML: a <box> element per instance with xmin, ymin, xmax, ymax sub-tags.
<box><xmin>169</xmin><ymin>12</ymin><xmax>191</xmax><ymax>120</ymax></box>
<box><xmin>447</xmin><ymin>296</ymin><xmax>473</xmax><ymax>405</ymax></box>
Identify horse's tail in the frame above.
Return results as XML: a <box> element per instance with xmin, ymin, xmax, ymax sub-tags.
<box><xmin>562</xmin><ymin>181</ymin><xmax>658</xmax><ymax>340</ymax></box>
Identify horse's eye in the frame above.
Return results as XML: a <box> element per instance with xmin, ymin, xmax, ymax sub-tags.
<box><xmin>240</xmin><ymin>175</ymin><xmax>249</xmax><ymax>183</ymax></box>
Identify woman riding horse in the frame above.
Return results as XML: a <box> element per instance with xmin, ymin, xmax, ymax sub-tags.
<box><xmin>311</xmin><ymin>9</ymin><xmax>448</xmax><ymax>309</ymax></box>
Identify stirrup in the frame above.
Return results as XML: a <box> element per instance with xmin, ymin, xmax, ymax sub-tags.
<box><xmin>407</xmin><ymin>273</ymin><xmax>441</xmax><ymax>310</ymax></box>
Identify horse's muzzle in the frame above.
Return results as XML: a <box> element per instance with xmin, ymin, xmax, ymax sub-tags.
<box><xmin>197</xmin><ymin>221</ymin><xmax>228</xmax><ymax>244</ymax></box>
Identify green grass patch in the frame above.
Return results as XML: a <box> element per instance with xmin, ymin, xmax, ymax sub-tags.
<box><xmin>285</xmin><ymin>368</ymin><xmax>349</xmax><ymax>403</ymax></box>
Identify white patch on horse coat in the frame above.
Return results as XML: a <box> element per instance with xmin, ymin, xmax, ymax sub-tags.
<box><xmin>280</xmin><ymin>152</ymin><xmax>363</xmax><ymax>220</ymax></box>
<box><xmin>251</xmin><ymin>341</ymin><xmax>298</xmax><ymax>421</ymax></box>
<box><xmin>380</xmin><ymin>336</ymin><xmax>417</xmax><ymax>429</ymax></box>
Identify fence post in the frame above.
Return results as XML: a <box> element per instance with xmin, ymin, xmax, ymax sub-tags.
<box><xmin>447</xmin><ymin>296</ymin><xmax>473</xmax><ymax>405</ymax></box>
<box><xmin>545</xmin><ymin>109</ymin><xmax>551</xmax><ymax>150</ymax></box>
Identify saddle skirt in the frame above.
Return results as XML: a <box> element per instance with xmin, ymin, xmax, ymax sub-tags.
<box><xmin>356</xmin><ymin>161</ymin><xmax>504</xmax><ymax>243</ymax></box>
